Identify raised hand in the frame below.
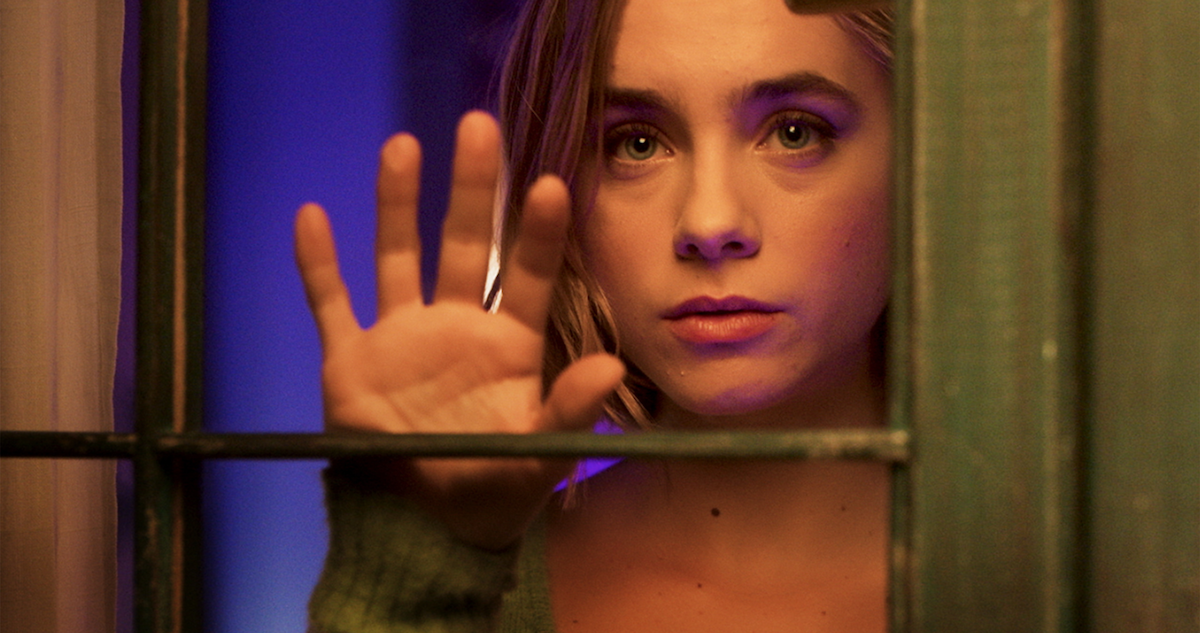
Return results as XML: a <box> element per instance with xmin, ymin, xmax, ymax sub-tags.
<box><xmin>294</xmin><ymin>112</ymin><xmax>625</xmax><ymax>550</ymax></box>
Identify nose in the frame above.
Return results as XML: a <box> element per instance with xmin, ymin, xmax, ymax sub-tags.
<box><xmin>673</xmin><ymin>160</ymin><xmax>760</xmax><ymax>262</ymax></box>
<box><xmin>674</xmin><ymin>229</ymin><xmax>759</xmax><ymax>261</ymax></box>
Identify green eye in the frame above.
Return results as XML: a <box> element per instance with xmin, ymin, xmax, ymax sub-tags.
<box><xmin>623</xmin><ymin>134</ymin><xmax>658</xmax><ymax>160</ymax></box>
<box><xmin>776</xmin><ymin>122</ymin><xmax>813</xmax><ymax>149</ymax></box>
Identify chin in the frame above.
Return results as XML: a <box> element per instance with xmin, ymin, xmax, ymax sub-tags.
<box><xmin>667</xmin><ymin>380</ymin><xmax>793</xmax><ymax>420</ymax></box>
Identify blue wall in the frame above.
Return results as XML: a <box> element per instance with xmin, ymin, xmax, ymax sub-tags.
<box><xmin>204</xmin><ymin>2</ymin><xmax>515</xmax><ymax>629</ymax></box>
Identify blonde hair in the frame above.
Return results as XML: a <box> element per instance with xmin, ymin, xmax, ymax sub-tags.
<box><xmin>834</xmin><ymin>9</ymin><xmax>894</xmax><ymax>70</ymax></box>
<box><xmin>494</xmin><ymin>1</ymin><xmax>895</xmax><ymax>429</ymax></box>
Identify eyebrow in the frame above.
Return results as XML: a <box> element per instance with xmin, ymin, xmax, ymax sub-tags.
<box><xmin>733</xmin><ymin>72</ymin><xmax>861</xmax><ymax>114</ymax></box>
<box><xmin>604</xmin><ymin>72</ymin><xmax>861</xmax><ymax>118</ymax></box>
<box><xmin>603</xmin><ymin>87</ymin><xmax>675</xmax><ymax>116</ymax></box>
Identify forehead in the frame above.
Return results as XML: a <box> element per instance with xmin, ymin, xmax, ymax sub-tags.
<box><xmin>609</xmin><ymin>0</ymin><xmax>878</xmax><ymax>99</ymax></box>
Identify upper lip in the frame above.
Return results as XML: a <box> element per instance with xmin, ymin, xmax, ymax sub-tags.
<box><xmin>662</xmin><ymin>296</ymin><xmax>783</xmax><ymax>319</ymax></box>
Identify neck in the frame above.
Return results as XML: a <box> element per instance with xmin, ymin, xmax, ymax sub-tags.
<box><xmin>559</xmin><ymin>455</ymin><xmax>889</xmax><ymax>595</ymax></box>
<box><xmin>640</xmin><ymin>456</ymin><xmax>885</xmax><ymax>537</ymax></box>
<box><xmin>550</xmin><ymin>342</ymin><xmax>890</xmax><ymax>585</ymax></box>
<box><xmin>619</xmin><ymin>339</ymin><xmax>888</xmax><ymax>541</ymax></box>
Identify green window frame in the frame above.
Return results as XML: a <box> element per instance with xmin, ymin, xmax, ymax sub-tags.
<box><xmin>3</xmin><ymin>0</ymin><xmax>1197</xmax><ymax>631</ymax></box>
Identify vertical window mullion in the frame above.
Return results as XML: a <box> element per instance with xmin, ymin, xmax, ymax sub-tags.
<box><xmin>899</xmin><ymin>0</ymin><xmax>1087</xmax><ymax>631</ymax></box>
<box><xmin>1086</xmin><ymin>0</ymin><xmax>1200</xmax><ymax>628</ymax></box>
<box><xmin>887</xmin><ymin>2</ymin><xmax>918</xmax><ymax>630</ymax></box>
<box><xmin>134</xmin><ymin>0</ymin><xmax>208</xmax><ymax>631</ymax></box>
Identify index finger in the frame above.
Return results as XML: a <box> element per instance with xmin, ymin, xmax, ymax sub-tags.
<box><xmin>496</xmin><ymin>175</ymin><xmax>572</xmax><ymax>333</ymax></box>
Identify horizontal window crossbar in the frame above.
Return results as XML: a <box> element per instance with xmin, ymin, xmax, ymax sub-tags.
<box><xmin>0</xmin><ymin>429</ymin><xmax>909</xmax><ymax>461</ymax></box>
<box><xmin>0</xmin><ymin>432</ymin><xmax>138</xmax><ymax>458</ymax></box>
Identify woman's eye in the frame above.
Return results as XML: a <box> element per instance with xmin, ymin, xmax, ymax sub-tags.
<box><xmin>775</xmin><ymin>122</ymin><xmax>814</xmax><ymax>149</ymax></box>
<box><xmin>622</xmin><ymin>134</ymin><xmax>658</xmax><ymax>160</ymax></box>
<box><xmin>628</xmin><ymin>134</ymin><xmax>657</xmax><ymax>160</ymax></box>
<box><xmin>604</xmin><ymin>124</ymin><xmax>668</xmax><ymax>166</ymax></box>
<box><xmin>760</xmin><ymin>112</ymin><xmax>837</xmax><ymax>156</ymax></box>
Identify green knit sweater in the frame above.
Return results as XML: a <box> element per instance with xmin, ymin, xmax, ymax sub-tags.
<box><xmin>308</xmin><ymin>472</ymin><xmax>556</xmax><ymax>633</ymax></box>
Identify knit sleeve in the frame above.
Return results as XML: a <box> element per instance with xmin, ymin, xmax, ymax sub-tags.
<box><xmin>498</xmin><ymin>516</ymin><xmax>556</xmax><ymax>633</ymax></box>
<box><xmin>308</xmin><ymin>470</ymin><xmax>521</xmax><ymax>633</ymax></box>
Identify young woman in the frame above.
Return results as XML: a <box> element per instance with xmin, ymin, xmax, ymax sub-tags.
<box><xmin>296</xmin><ymin>0</ymin><xmax>893</xmax><ymax>631</ymax></box>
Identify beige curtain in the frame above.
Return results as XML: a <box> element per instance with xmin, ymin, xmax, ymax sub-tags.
<box><xmin>0</xmin><ymin>1</ymin><xmax>124</xmax><ymax>632</ymax></box>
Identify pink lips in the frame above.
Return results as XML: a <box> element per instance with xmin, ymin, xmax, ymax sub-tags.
<box><xmin>663</xmin><ymin>296</ymin><xmax>782</xmax><ymax>344</ymax></box>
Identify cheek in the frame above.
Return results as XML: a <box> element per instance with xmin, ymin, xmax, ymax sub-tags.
<box><xmin>845</xmin><ymin>187</ymin><xmax>891</xmax><ymax>277</ymax></box>
<box><xmin>827</xmin><ymin>151</ymin><xmax>891</xmax><ymax>269</ymax></box>
<box><xmin>576</xmin><ymin>209</ymin><xmax>653</xmax><ymax>341</ymax></box>
<box><xmin>576</xmin><ymin>203</ymin><xmax>680</xmax><ymax>380</ymax></box>
<box><xmin>772</xmin><ymin>174</ymin><xmax>891</xmax><ymax>324</ymax></box>
<box><xmin>577</xmin><ymin>186</ymin><xmax>673</xmax><ymax>301</ymax></box>
<box><xmin>578</xmin><ymin>213</ymin><xmax>632</xmax><ymax>296</ymax></box>
<box><xmin>829</xmin><ymin>184</ymin><xmax>892</xmax><ymax>321</ymax></box>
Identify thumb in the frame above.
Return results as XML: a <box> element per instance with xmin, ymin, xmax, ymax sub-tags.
<box><xmin>542</xmin><ymin>354</ymin><xmax>626</xmax><ymax>431</ymax></box>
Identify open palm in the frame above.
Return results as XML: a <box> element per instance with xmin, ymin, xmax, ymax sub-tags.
<box><xmin>295</xmin><ymin>112</ymin><xmax>623</xmax><ymax>550</ymax></box>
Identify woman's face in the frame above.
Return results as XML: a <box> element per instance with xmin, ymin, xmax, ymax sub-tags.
<box><xmin>579</xmin><ymin>0</ymin><xmax>892</xmax><ymax>425</ymax></box>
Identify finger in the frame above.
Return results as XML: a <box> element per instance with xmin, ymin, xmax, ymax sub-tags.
<box><xmin>376</xmin><ymin>133</ymin><xmax>424</xmax><ymax>315</ymax></box>
<box><xmin>541</xmin><ymin>354</ymin><xmax>626</xmax><ymax>432</ymax></box>
<box><xmin>497</xmin><ymin>175</ymin><xmax>571</xmax><ymax>332</ymax></box>
<box><xmin>434</xmin><ymin>111</ymin><xmax>502</xmax><ymax>305</ymax></box>
<box><xmin>295</xmin><ymin>203</ymin><xmax>361</xmax><ymax>349</ymax></box>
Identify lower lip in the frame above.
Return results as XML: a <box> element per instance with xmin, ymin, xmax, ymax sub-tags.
<box><xmin>666</xmin><ymin>311</ymin><xmax>780</xmax><ymax>345</ymax></box>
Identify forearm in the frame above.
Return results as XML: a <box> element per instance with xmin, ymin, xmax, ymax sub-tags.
<box><xmin>309</xmin><ymin>470</ymin><xmax>521</xmax><ymax>633</ymax></box>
